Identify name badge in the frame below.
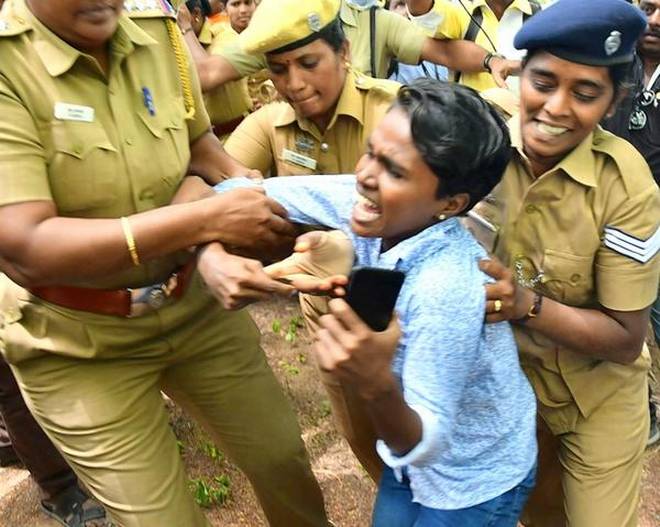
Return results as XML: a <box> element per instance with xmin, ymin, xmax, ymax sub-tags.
<box><xmin>54</xmin><ymin>102</ymin><xmax>95</xmax><ymax>123</ymax></box>
<box><xmin>282</xmin><ymin>148</ymin><xmax>317</xmax><ymax>170</ymax></box>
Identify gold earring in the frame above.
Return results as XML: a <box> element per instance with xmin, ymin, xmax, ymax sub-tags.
<box><xmin>344</xmin><ymin>60</ymin><xmax>352</xmax><ymax>70</ymax></box>
<box><xmin>437</xmin><ymin>214</ymin><xmax>447</xmax><ymax>221</ymax></box>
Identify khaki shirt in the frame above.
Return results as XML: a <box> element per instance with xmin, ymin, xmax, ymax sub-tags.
<box><xmin>473</xmin><ymin>116</ymin><xmax>659</xmax><ymax>432</ymax></box>
<box><xmin>200</xmin><ymin>20</ymin><xmax>253</xmax><ymax>126</ymax></box>
<box><xmin>220</xmin><ymin>0</ymin><xmax>426</xmax><ymax>79</ymax></box>
<box><xmin>224</xmin><ymin>71</ymin><xmax>399</xmax><ymax>176</ymax></box>
<box><xmin>0</xmin><ymin>0</ymin><xmax>210</xmax><ymax>289</ymax></box>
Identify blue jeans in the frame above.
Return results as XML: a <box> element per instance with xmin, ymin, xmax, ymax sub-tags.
<box><xmin>372</xmin><ymin>465</ymin><xmax>536</xmax><ymax>527</ymax></box>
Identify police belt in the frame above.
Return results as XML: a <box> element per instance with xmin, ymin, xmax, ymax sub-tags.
<box><xmin>28</xmin><ymin>260</ymin><xmax>196</xmax><ymax>318</ymax></box>
<box><xmin>212</xmin><ymin>116</ymin><xmax>245</xmax><ymax>138</ymax></box>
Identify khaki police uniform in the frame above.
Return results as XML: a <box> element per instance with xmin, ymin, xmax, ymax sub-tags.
<box><xmin>199</xmin><ymin>19</ymin><xmax>253</xmax><ymax>140</ymax></box>
<box><xmin>219</xmin><ymin>0</ymin><xmax>426</xmax><ymax>79</ymax></box>
<box><xmin>471</xmin><ymin>117</ymin><xmax>660</xmax><ymax>527</ymax></box>
<box><xmin>224</xmin><ymin>70</ymin><xmax>399</xmax><ymax>176</ymax></box>
<box><xmin>0</xmin><ymin>2</ymin><xmax>326</xmax><ymax>526</ymax></box>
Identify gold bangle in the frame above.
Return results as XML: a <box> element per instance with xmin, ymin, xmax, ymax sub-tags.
<box><xmin>120</xmin><ymin>217</ymin><xmax>140</xmax><ymax>267</ymax></box>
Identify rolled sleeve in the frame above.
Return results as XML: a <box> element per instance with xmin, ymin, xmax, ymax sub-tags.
<box><xmin>383</xmin><ymin>10</ymin><xmax>426</xmax><ymax>65</ymax></box>
<box><xmin>596</xmin><ymin>185</ymin><xmax>660</xmax><ymax>311</ymax></box>
<box><xmin>0</xmin><ymin>76</ymin><xmax>52</xmax><ymax>207</ymax></box>
<box><xmin>376</xmin><ymin>404</ymin><xmax>441</xmax><ymax>471</ymax></box>
<box><xmin>223</xmin><ymin>106</ymin><xmax>275</xmax><ymax>175</ymax></box>
<box><xmin>215</xmin><ymin>174</ymin><xmax>356</xmax><ymax>230</ymax></box>
<box><xmin>219</xmin><ymin>41</ymin><xmax>267</xmax><ymax>78</ymax></box>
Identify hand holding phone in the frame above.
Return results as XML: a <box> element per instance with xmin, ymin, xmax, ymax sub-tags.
<box><xmin>345</xmin><ymin>267</ymin><xmax>405</xmax><ymax>331</ymax></box>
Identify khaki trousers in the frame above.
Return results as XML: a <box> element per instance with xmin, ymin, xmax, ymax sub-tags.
<box><xmin>0</xmin><ymin>355</ymin><xmax>78</xmax><ymax>500</ymax></box>
<box><xmin>5</xmin><ymin>274</ymin><xmax>327</xmax><ymax>527</ymax></box>
<box><xmin>522</xmin><ymin>372</ymin><xmax>648</xmax><ymax>527</ymax></box>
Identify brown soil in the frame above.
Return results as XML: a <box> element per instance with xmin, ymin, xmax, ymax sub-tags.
<box><xmin>0</xmin><ymin>297</ymin><xmax>658</xmax><ymax>526</ymax></box>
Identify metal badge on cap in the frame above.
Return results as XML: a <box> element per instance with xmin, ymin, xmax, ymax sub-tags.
<box><xmin>308</xmin><ymin>13</ymin><xmax>322</xmax><ymax>32</ymax></box>
<box><xmin>629</xmin><ymin>107</ymin><xmax>647</xmax><ymax>130</ymax></box>
<box><xmin>604</xmin><ymin>30</ymin><xmax>622</xmax><ymax>56</ymax></box>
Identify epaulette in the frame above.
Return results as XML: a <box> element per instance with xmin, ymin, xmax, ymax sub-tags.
<box><xmin>354</xmin><ymin>72</ymin><xmax>399</xmax><ymax>94</ymax></box>
<box><xmin>124</xmin><ymin>0</ymin><xmax>176</xmax><ymax>19</ymax></box>
<box><xmin>593</xmin><ymin>127</ymin><xmax>654</xmax><ymax>197</ymax></box>
<box><xmin>0</xmin><ymin>15</ymin><xmax>30</xmax><ymax>38</ymax></box>
<box><xmin>480</xmin><ymin>88</ymin><xmax>519</xmax><ymax>119</ymax></box>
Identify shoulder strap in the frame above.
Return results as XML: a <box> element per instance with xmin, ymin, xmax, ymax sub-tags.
<box><xmin>124</xmin><ymin>0</ymin><xmax>176</xmax><ymax>19</ymax></box>
<box><xmin>369</xmin><ymin>6</ymin><xmax>377</xmax><ymax>78</ymax></box>
<box><xmin>454</xmin><ymin>7</ymin><xmax>483</xmax><ymax>82</ymax></box>
<box><xmin>0</xmin><ymin>0</ymin><xmax>30</xmax><ymax>38</ymax></box>
<box><xmin>463</xmin><ymin>7</ymin><xmax>483</xmax><ymax>43</ymax></box>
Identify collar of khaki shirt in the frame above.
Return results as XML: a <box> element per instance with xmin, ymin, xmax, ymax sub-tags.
<box><xmin>468</xmin><ymin>0</ymin><xmax>537</xmax><ymax>16</ymax></box>
<box><xmin>272</xmin><ymin>70</ymin><xmax>366</xmax><ymax>133</ymax></box>
<box><xmin>508</xmin><ymin>114</ymin><xmax>598</xmax><ymax>188</ymax></box>
<box><xmin>15</xmin><ymin>0</ymin><xmax>156</xmax><ymax>78</ymax></box>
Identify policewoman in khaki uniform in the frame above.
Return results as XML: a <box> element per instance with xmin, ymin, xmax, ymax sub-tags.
<box><xmin>0</xmin><ymin>1</ymin><xmax>327</xmax><ymax>525</ymax></box>
<box><xmin>476</xmin><ymin>1</ymin><xmax>659</xmax><ymax>526</ymax></box>
<box><xmin>223</xmin><ymin>0</ymin><xmax>400</xmax><ymax>177</ymax></box>
<box><xmin>190</xmin><ymin>0</ymin><xmax>519</xmax><ymax>98</ymax></box>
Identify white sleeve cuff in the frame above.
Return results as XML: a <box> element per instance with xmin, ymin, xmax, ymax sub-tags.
<box><xmin>406</xmin><ymin>4</ymin><xmax>445</xmax><ymax>32</ymax></box>
<box><xmin>376</xmin><ymin>404</ymin><xmax>441</xmax><ymax>470</ymax></box>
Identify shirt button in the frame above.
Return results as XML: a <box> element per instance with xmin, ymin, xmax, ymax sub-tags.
<box><xmin>125</xmin><ymin>137</ymin><xmax>134</xmax><ymax>145</ymax></box>
<box><xmin>320</xmin><ymin>142</ymin><xmax>329</xmax><ymax>152</ymax></box>
<box><xmin>72</xmin><ymin>145</ymin><xmax>83</xmax><ymax>155</ymax></box>
<box><xmin>570</xmin><ymin>273</ymin><xmax>581</xmax><ymax>285</ymax></box>
<box><xmin>525</xmin><ymin>204</ymin><xmax>537</xmax><ymax>214</ymax></box>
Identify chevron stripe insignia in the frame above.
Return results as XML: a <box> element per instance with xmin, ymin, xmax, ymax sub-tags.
<box><xmin>603</xmin><ymin>225</ymin><xmax>660</xmax><ymax>264</ymax></box>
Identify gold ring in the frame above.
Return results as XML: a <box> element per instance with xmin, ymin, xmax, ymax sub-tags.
<box><xmin>494</xmin><ymin>299</ymin><xmax>502</xmax><ymax>313</ymax></box>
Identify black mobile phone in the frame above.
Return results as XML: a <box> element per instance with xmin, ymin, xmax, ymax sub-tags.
<box><xmin>345</xmin><ymin>267</ymin><xmax>405</xmax><ymax>332</ymax></box>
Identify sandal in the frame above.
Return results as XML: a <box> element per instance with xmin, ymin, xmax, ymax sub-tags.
<box><xmin>41</xmin><ymin>485</ymin><xmax>108</xmax><ymax>527</ymax></box>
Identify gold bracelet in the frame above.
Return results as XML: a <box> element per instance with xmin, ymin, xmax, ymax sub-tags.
<box><xmin>120</xmin><ymin>217</ymin><xmax>141</xmax><ymax>267</ymax></box>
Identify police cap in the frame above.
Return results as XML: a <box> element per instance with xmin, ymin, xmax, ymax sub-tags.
<box><xmin>514</xmin><ymin>0</ymin><xmax>647</xmax><ymax>66</ymax></box>
<box><xmin>239</xmin><ymin>0</ymin><xmax>341</xmax><ymax>55</ymax></box>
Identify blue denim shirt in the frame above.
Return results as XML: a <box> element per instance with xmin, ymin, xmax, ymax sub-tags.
<box><xmin>216</xmin><ymin>175</ymin><xmax>537</xmax><ymax>509</ymax></box>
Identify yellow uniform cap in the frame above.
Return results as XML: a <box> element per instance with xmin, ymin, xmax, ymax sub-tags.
<box><xmin>239</xmin><ymin>0</ymin><xmax>340</xmax><ymax>55</ymax></box>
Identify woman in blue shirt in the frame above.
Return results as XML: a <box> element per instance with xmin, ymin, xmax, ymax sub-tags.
<box><xmin>215</xmin><ymin>78</ymin><xmax>537</xmax><ymax>526</ymax></box>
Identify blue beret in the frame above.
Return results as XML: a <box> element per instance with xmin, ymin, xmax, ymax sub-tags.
<box><xmin>514</xmin><ymin>0</ymin><xmax>647</xmax><ymax>66</ymax></box>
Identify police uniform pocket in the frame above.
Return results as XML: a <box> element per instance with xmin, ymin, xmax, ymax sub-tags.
<box><xmin>541</xmin><ymin>249</ymin><xmax>595</xmax><ymax>306</ymax></box>
<box><xmin>137</xmin><ymin>99</ymin><xmax>189</xmax><ymax>189</ymax></box>
<box><xmin>46</xmin><ymin>121</ymin><xmax>119</xmax><ymax>214</ymax></box>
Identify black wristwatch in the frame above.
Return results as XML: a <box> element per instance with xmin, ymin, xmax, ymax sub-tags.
<box><xmin>483</xmin><ymin>52</ymin><xmax>505</xmax><ymax>74</ymax></box>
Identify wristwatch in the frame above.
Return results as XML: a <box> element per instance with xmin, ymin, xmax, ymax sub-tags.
<box><xmin>516</xmin><ymin>292</ymin><xmax>543</xmax><ymax>324</ymax></box>
<box><xmin>483</xmin><ymin>52</ymin><xmax>505</xmax><ymax>74</ymax></box>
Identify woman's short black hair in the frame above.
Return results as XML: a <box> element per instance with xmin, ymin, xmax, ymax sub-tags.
<box><xmin>392</xmin><ymin>79</ymin><xmax>511</xmax><ymax>213</ymax></box>
<box><xmin>186</xmin><ymin>0</ymin><xmax>212</xmax><ymax>17</ymax></box>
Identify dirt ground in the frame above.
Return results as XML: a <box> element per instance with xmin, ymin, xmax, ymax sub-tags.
<box><xmin>0</xmin><ymin>297</ymin><xmax>658</xmax><ymax>526</ymax></box>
